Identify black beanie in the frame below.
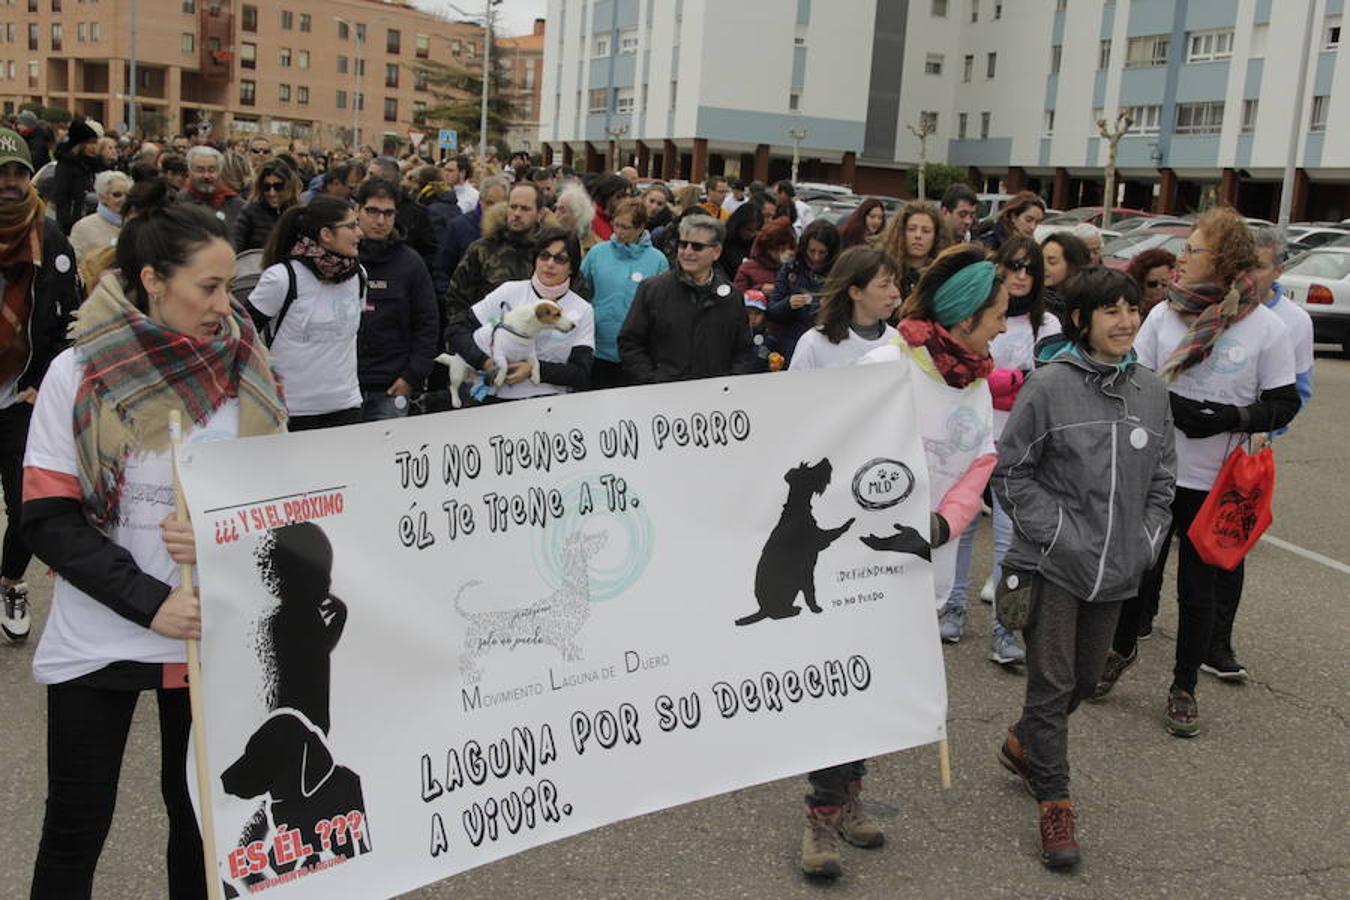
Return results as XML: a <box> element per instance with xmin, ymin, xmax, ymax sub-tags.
<box><xmin>66</xmin><ymin>119</ymin><xmax>98</xmax><ymax>147</ymax></box>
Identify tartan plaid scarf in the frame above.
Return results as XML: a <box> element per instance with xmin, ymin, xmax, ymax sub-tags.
<box><xmin>1157</xmin><ymin>275</ymin><xmax>1261</xmax><ymax>382</ymax></box>
<box><xmin>900</xmin><ymin>318</ymin><xmax>994</xmax><ymax>389</ymax></box>
<box><xmin>72</xmin><ymin>272</ymin><xmax>287</xmax><ymax>529</ymax></box>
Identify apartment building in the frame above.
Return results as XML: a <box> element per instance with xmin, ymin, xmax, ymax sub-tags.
<box><xmin>0</xmin><ymin>0</ymin><xmax>535</xmax><ymax>152</ymax></box>
<box><xmin>497</xmin><ymin>18</ymin><xmax>547</xmax><ymax>155</ymax></box>
<box><xmin>541</xmin><ymin>0</ymin><xmax>1350</xmax><ymax>220</ymax></box>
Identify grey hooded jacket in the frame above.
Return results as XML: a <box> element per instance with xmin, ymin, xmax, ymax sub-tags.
<box><xmin>994</xmin><ymin>342</ymin><xmax>1176</xmax><ymax>604</ymax></box>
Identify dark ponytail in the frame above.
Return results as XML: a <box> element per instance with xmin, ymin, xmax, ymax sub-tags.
<box><xmin>262</xmin><ymin>195</ymin><xmax>353</xmax><ymax>268</ymax></box>
<box><xmin>114</xmin><ymin>195</ymin><xmax>229</xmax><ymax>311</ymax></box>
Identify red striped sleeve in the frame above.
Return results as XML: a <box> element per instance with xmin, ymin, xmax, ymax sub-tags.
<box><xmin>23</xmin><ymin>467</ymin><xmax>81</xmax><ymax>501</ymax></box>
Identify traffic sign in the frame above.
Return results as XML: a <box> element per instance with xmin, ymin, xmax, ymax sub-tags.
<box><xmin>438</xmin><ymin>129</ymin><xmax>458</xmax><ymax>151</ymax></box>
<box><xmin>408</xmin><ymin>130</ymin><xmax>426</xmax><ymax>149</ymax></box>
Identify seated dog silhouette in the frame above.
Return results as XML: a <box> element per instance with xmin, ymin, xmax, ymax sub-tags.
<box><xmin>736</xmin><ymin>459</ymin><xmax>854</xmax><ymax>625</ymax></box>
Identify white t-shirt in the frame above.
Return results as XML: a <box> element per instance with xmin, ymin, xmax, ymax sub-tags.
<box><xmin>249</xmin><ymin>261</ymin><xmax>364</xmax><ymax>416</ymax></box>
<box><xmin>990</xmin><ymin>312</ymin><xmax>1061</xmax><ymax>437</ymax></box>
<box><xmin>27</xmin><ymin>348</ymin><xmax>241</xmax><ymax>685</ymax></box>
<box><xmin>788</xmin><ymin>324</ymin><xmax>898</xmax><ymax>371</ymax></box>
<box><xmin>722</xmin><ymin>195</ymin><xmax>749</xmax><ymax>215</ymax></box>
<box><xmin>470</xmin><ymin>280</ymin><xmax>596</xmax><ymax>400</ymax></box>
<box><xmin>1267</xmin><ymin>294</ymin><xmax>1315</xmax><ymax>375</ymax></box>
<box><xmin>1135</xmin><ymin>302</ymin><xmax>1295</xmax><ymax>491</ymax></box>
<box><xmin>862</xmin><ymin>341</ymin><xmax>994</xmax><ymax>608</ymax></box>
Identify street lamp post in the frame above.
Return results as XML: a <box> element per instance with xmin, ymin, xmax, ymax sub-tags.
<box><xmin>788</xmin><ymin>127</ymin><xmax>808</xmax><ymax>184</ymax></box>
<box><xmin>333</xmin><ymin>16</ymin><xmax>363</xmax><ymax>149</ymax></box>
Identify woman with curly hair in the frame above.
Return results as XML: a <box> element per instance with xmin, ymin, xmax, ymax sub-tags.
<box><xmin>1126</xmin><ymin>247</ymin><xmax>1177</xmax><ymax>317</ymax></box>
<box><xmin>879</xmin><ymin>200</ymin><xmax>951</xmax><ymax>298</ymax></box>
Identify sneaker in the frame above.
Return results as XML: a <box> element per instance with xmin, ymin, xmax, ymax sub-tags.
<box><xmin>1038</xmin><ymin>800</ymin><xmax>1080</xmax><ymax>869</ymax></box>
<box><xmin>1165</xmin><ymin>686</ymin><xmax>1200</xmax><ymax>738</ymax></box>
<box><xmin>979</xmin><ymin>575</ymin><xmax>995</xmax><ymax>604</ymax></box>
<box><xmin>1137</xmin><ymin>619</ymin><xmax>1154</xmax><ymax>640</ymax></box>
<box><xmin>998</xmin><ymin>729</ymin><xmax>1034</xmax><ymax>798</ymax></box>
<box><xmin>2</xmin><ymin>583</ymin><xmax>30</xmax><ymax>643</ymax></box>
<box><xmin>1200</xmin><ymin>652</ymin><xmax>1249</xmax><ymax>683</ymax></box>
<box><xmin>800</xmin><ymin>805</ymin><xmax>844</xmax><ymax>878</ymax></box>
<box><xmin>938</xmin><ymin>603</ymin><xmax>966</xmax><ymax>644</ymax></box>
<box><xmin>990</xmin><ymin>629</ymin><xmax>1026</xmax><ymax>666</ymax></box>
<box><xmin>1090</xmin><ymin>646</ymin><xmax>1139</xmax><ymax>701</ymax></box>
<box><xmin>838</xmin><ymin>780</ymin><xmax>885</xmax><ymax>848</ymax></box>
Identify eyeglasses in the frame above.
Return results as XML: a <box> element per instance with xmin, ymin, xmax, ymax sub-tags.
<box><xmin>1004</xmin><ymin>258</ymin><xmax>1033</xmax><ymax>273</ymax></box>
<box><xmin>677</xmin><ymin>239</ymin><xmax>719</xmax><ymax>252</ymax></box>
<box><xmin>249</xmin><ymin>147</ymin><xmax>272</xmax><ymax>156</ymax></box>
<box><xmin>537</xmin><ymin>250</ymin><xmax>571</xmax><ymax>265</ymax></box>
<box><xmin>361</xmin><ymin>206</ymin><xmax>397</xmax><ymax>219</ymax></box>
<box><xmin>334</xmin><ymin>220</ymin><xmax>362</xmax><ymax>231</ymax></box>
<box><xmin>261</xmin><ymin>181</ymin><xmax>286</xmax><ymax>192</ymax></box>
<box><xmin>1146</xmin><ymin>279</ymin><xmax>1167</xmax><ymax>289</ymax></box>
<box><xmin>1182</xmin><ymin>243</ymin><xmax>1212</xmax><ymax>256</ymax></box>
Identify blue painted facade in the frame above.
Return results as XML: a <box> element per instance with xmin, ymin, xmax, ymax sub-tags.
<box><xmin>1120</xmin><ymin>66</ymin><xmax>1168</xmax><ymax>105</ymax></box>
<box><xmin>1314</xmin><ymin>52</ymin><xmax>1337</xmax><ymax>95</ymax></box>
<box><xmin>1305</xmin><ymin>132</ymin><xmax>1325</xmax><ymax>167</ymax></box>
<box><xmin>1254</xmin><ymin>0</ymin><xmax>1272</xmax><ymax>24</ymax></box>
<box><xmin>616</xmin><ymin>0</ymin><xmax>640</xmax><ymax>27</ymax></box>
<box><xmin>1154</xmin><ymin>2</ymin><xmax>1189</xmax><ymax>169</ymax></box>
<box><xmin>1184</xmin><ymin>0</ymin><xmax>1239</xmax><ymax>31</ymax></box>
<box><xmin>792</xmin><ymin>47</ymin><xmax>808</xmax><ymax>90</ymax></box>
<box><xmin>1175</xmin><ymin>61</ymin><xmax>1229</xmax><ymax>101</ymax></box>
<box><xmin>1328</xmin><ymin>0</ymin><xmax>1344</xmax><ymax>14</ymax></box>
<box><xmin>1243</xmin><ymin>59</ymin><xmax>1263</xmax><ymax>99</ymax></box>
<box><xmin>1094</xmin><ymin>71</ymin><xmax>1108</xmax><ymax>108</ymax></box>
<box><xmin>1235</xmin><ymin>134</ymin><xmax>1253</xmax><ymax>168</ymax></box>
<box><xmin>797</xmin><ymin>0</ymin><xmax>812</xmax><ymax>25</ymax></box>
<box><xmin>1116</xmin><ymin>136</ymin><xmax>1162</xmax><ymax>168</ymax></box>
<box><xmin>1167</xmin><ymin>134</ymin><xmax>1221</xmax><ymax>167</ymax></box>
<box><xmin>1127</xmin><ymin>0</ymin><xmax>1177</xmax><ymax>37</ymax></box>
<box><xmin>1044</xmin><ymin>74</ymin><xmax>1058</xmax><ymax>107</ymax></box>
<box><xmin>1053</xmin><ymin>9</ymin><xmax>1066</xmax><ymax>43</ymax></box>
<box><xmin>946</xmin><ymin>137</ymin><xmax>1014</xmax><ymax>167</ymax></box>
<box><xmin>1039</xmin><ymin>137</ymin><xmax>1051</xmax><ymax>166</ymax></box>
<box><xmin>1101</xmin><ymin>1</ymin><xmax>1116</xmax><ymax>39</ymax></box>
<box><xmin>696</xmin><ymin>107</ymin><xmax>865</xmax><ymax>149</ymax></box>
<box><xmin>1086</xmin><ymin>137</ymin><xmax>1101</xmax><ymax>165</ymax></box>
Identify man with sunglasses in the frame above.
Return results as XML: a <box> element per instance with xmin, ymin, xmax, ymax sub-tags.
<box><xmin>618</xmin><ymin>214</ymin><xmax>753</xmax><ymax>383</ymax></box>
<box><xmin>354</xmin><ymin>179</ymin><xmax>438</xmax><ymax>422</ymax></box>
<box><xmin>247</xmin><ymin>137</ymin><xmax>273</xmax><ymax>162</ymax></box>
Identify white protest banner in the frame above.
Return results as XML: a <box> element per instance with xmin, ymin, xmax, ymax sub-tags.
<box><xmin>177</xmin><ymin>362</ymin><xmax>946</xmax><ymax>899</ymax></box>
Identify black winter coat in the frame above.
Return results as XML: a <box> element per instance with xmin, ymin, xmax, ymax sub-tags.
<box><xmin>396</xmin><ymin>194</ymin><xmax>438</xmax><ymax>284</ymax></box>
<box><xmin>4</xmin><ymin>219</ymin><xmax>80</xmax><ymax>391</ymax></box>
<box><xmin>419</xmin><ymin>190</ymin><xmax>462</xmax><ymax>297</ymax></box>
<box><xmin>49</xmin><ymin>150</ymin><xmax>97</xmax><ymax>235</ymax></box>
<box><xmin>21</xmin><ymin>124</ymin><xmax>53</xmax><ymax>170</ymax></box>
<box><xmin>356</xmin><ymin>235</ymin><xmax>440</xmax><ymax>392</ymax></box>
<box><xmin>232</xmin><ymin>201</ymin><xmax>283</xmax><ymax>252</ymax></box>
<box><xmin>617</xmin><ymin>269</ymin><xmax>754</xmax><ymax>384</ymax></box>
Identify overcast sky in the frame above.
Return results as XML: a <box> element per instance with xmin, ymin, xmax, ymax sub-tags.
<box><xmin>414</xmin><ymin>0</ymin><xmax>549</xmax><ymax>37</ymax></box>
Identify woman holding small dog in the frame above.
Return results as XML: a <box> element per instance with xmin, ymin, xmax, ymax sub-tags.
<box><xmin>21</xmin><ymin>200</ymin><xmax>285</xmax><ymax>898</ymax></box>
<box><xmin>445</xmin><ymin>227</ymin><xmax>595</xmax><ymax>402</ymax></box>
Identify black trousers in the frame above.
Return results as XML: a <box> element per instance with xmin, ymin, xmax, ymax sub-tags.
<box><xmin>31</xmin><ymin>683</ymin><xmax>205</xmax><ymax>900</ymax></box>
<box><xmin>0</xmin><ymin>401</ymin><xmax>34</xmax><ymax>581</ymax></box>
<box><xmin>805</xmin><ymin>759</ymin><xmax>866</xmax><ymax>808</ymax></box>
<box><xmin>287</xmin><ymin>407</ymin><xmax>362</xmax><ymax>432</ymax></box>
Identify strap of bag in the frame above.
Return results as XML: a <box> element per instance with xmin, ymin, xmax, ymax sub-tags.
<box><xmin>264</xmin><ymin>260</ymin><xmax>298</xmax><ymax>348</ymax></box>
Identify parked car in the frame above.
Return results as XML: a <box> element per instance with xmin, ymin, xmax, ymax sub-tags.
<box><xmin>1286</xmin><ymin>224</ymin><xmax>1350</xmax><ymax>255</ymax></box>
<box><xmin>975</xmin><ymin>192</ymin><xmax>1015</xmax><ymax>221</ymax></box>
<box><xmin>1099</xmin><ymin>226</ymin><xmax>1191</xmax><ymax>271</ymax></box>
<box><xmin>1279</xmin><ymin>246</ymin><xmax>1350</xmax><ymax>357</ymax></box>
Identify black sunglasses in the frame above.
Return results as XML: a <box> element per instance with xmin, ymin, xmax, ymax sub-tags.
<box><xmin>1004</xmin><ymin>258</ymin><xmax>1033</xmax><ymax>273</ymax></box>
<box><xmin>249</xmin><ymin>146</ymin><xmax>272</xmax><ymax>155</ymax></box>
<box><xmin>678</xmin><ymin>239</ymin><xmax>719</xmax><ymax>252</ymax></box>
<box><xmin>537</xmin><ymin>250</ymin><xmax>571</xmax><ymax>265</ymax></box>
<box><xmin>1146</xmin><ymin>279</ymin><xmax>1167</xmax><ymax>289</ymax></box>
<box><xmin>260</xmin><ymin>180</ymin><xmax>285</xmax><ymax>191</ymax></box>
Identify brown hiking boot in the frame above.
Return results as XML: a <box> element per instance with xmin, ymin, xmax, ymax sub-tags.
<box><xmin>998</xmin><ymin>729</ymin><xmax>1035</xmax><ymax>797</ymax></box>
<box><xmin>838</xmin><ymin>780</ymin><xmax>885</xmax><ymax>848</ymax></box>
<box><xmin>1038</xmin><ymin>800</ymin><xmax>1080</xmax><ymax>869</ymax></box>
<box><xmin>800</xmin><ymin>805</ymin><xmax>844</xmax><ymax>878</ymax></box>
<box><xmin>1091</xmin><ymin>646</ymin><xmax>1138</xmax><ymax>700</ymax></box>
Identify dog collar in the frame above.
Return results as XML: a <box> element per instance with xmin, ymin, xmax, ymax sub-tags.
<box><xmin>492</xmin><ymin>320</ymin><xmax>532</xmax><ymax>340</ymax></box>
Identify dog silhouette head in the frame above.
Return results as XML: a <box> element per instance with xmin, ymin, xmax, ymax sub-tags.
<box><xmin>785</xmin><ymin>459</ymin><xmax>833</xmax><ymax>496</ymax></box>
<box><xmin>221</xmin><ymin>709</ymin><xmax>336</xmax><ymax>802</ymax></box>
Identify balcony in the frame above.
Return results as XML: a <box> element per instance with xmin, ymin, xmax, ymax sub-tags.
<box><xmin>198</xmin><ymin>3</ymin><xmax>233</xmax><ymax>82</ymax></box>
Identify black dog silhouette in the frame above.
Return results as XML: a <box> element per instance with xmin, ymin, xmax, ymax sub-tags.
<box><xmin>736</xmin><ymin>459</ymin><xmax>854</xmax><ymax>625</ymax></box>
<box><xmin>860</xmin><ymin>523</ymin><xmax>932</xmax><ymax>561</ymax></box>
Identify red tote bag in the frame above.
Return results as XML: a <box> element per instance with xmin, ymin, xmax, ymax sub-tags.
<box><xmin>1186</xmin><ymin>442</ymin><xmax>1276</xmax><ymax>571</ymax></box>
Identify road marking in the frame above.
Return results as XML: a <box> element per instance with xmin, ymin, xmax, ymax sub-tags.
<box><xmin>1261</xmin><ymin>534</ymin><xmax>1350</xmax><ymax>576</ymax></box>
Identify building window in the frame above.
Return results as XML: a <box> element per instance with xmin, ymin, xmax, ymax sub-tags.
<box><xmin>337</xmin><ymin>55</ymin><xmax>348</xmax><ymax>75</ymax></box>
<box><xmin>925</xmin><ymin>53</ymin><xmax>944</xmax><ymax>75</ymax></box>
<box><xmin>641</xmin><ymin>83</ymin><xmax>649</xmax><ymax>111</ymax></box>
<box><xmin>1326</xmin><ymin>17</ymin><xmax>1342</xmax><ymax>49</ymax></box>
<box><xmin>980</xmin><ymin>111</ymin><xmax>991</xmax><ymax>139</ymax></box>
<box><xmin>593</xmin><ymin>36</ymin><xmax>609</xmax><ymax>57</ymax></box>
<box><xmin>336</xmin><ymin>89</ymin><xmax>347</xmax><ymax>109</ymax></box>
<box><xmin>1241</xmin><ymin>99</ymin><xmax>1258</xmax><ymax>133</ymax></box>
<box><xmin>1043</xmin><ymin>109</ymin><xmax>1055</xmax><ymax>135</ymax></box>
<box><xmin>299</xmin><ymin>13</ymin><xmax>310</xmax><ymax>33</ymax></box>
<box><xmin>970</xmin><ymin>0</ymin><xmax>979</xmax><ymax>23</ymax></box>
<box><xmin>77</xmin><ymin>22</ymin><xmax>85</xmax><ymax>43</ymax></box>
<box><xmin>451</xmin><ymin>39</ymin><xmax>461</xmax><ymax>55</ymax></box>
<box><xmin>588</xmin><ymin>88</ymin><xmax>607</xmax><ymax>112</ymax></box>
<box><xmin>354</xmin><ymin>92</ymin><xmax>364</xmax><ymax>111</ymax></box>
<box><xmin>1099</xmin><ymin>39</ymin><xmax>1111</xmax><ymax>69</ymax></box>
<box><xmin>920</xmin><ymin>110</ymin><xmax>939</xmax><ymax>132</ymax></box>
<box><xmin>931</xmin><ymin>0</ymin><xmax>947</xmax><ymax>16</ymax></box>
<box><xmin>958</xmin><ymin>112</ymin><xmax>968</xmax><ymax>139</ymax></box>
<box><xmin>1056</xmin><ymin>0</ymin><xmax>1067</xmax><ymax>10</ymax></box>
<box><xmin>1311</xmin><ymin>95</ymin><xmax>1328</xmax><ymax>132</ymax></box>
<box><xmin>50</xmin><ymin>23</ymin><xmax>61</xmax><ymax>51</ymax></box>
<box><xmin>241</xmin><ymin>4</ymin><xmax>256</xmax><ymax>33</ymax></box>
<box><xmin>356</xmin><ymin>59</ymin><xmax>365</xmax><ymax>77</ymax></box>
<box><xmin>986</xmin><ymin>52</ymin><xmax>996</xmax><ymax>78</ymax></box>
<box><xmin>337</xmin><ymin>21</ymin><xmax>349</xmax><ymax>40</ymax></box>
<box><xmin>413</xmin><ymin>100</ymin><xmax>427</xmax><ymax>120</ymax></box>
<box><xmin>616</xmin><ymin>87</ymin><xmax>634</xmax><ymax>113</ymax></box>
<box><xmin>281</xmin><ymin>10</ymin><xmax>292</xmax><ymax>30</ymax></box>
<box><xmin>789</xmin><ymin>92</ymin><xmax>800</xmax><ymax>110</ymax></box>
<box><xmin>182</xmin><ymin>0</ymin><xmax>195</xmax><ymax>11</ymax></box>
<box><xmin>994</xmin><ymin>3</ymin><xmax>1002</xmax><ymax>19</ymax></box>
<box><xmin>240</xmin><ymin>79</ymin><xmax>256</xmax><ymax>106</ymax></box>
<box><xmin>963</xmin><ymin>54</ymin><xmax>973</xmax><ymax>82</ymax></box>
<box><xmin>1186</xmin><ymin>29</ymin><xmax>1234</xmax><ymax>62</ymax></box>
<box><xmin>1126</xmin><ymin>34</ymin><xmax>1170</xmax><ymax>68</ymax></box>
<box><xmin>1051</xmin><ymin>44</ymin><xmax>1062</xmax><ymax>74</ymax></box>
<box><xmin>416</xmin><ymin>33</ymin><xmax>429</xmax><ymax>59</ymax></box>
<box><xmin>620</xmin><ymin>26</ymin><xmax>639</xmax><ymax>54</ymax></box>
<box><xmin>297</xmin><ymin>85</ymin><xmax>309</xmax><ymax>105</ymax></box>
<box><xmin>524</xmin><ymin>58</ymin><xmax>536</xmax><ymax>89</ymax></box>
<box><xmin>414</xmin><ymin>68</ymin><xmax>428</xmax><ymax>91</ymax></box>
<box><xmin>671</xmin><ymin>80</ymin><xmax>678</xmax><ymax>106</ymax></box>
<box><xmin>90</xmin><ymin>22</ymin><xmax>101</xmax><ymax>42</ymax></box>
<box><xmin>387</xmin><ymin>28</ymin><xmax>400</xmax><ymax>54</ymax></box>
<box><xmin>356</xmin><ymin>24</ymin><xmax>366</xmax><ymax>42</ymax></box>
<box><xmin>385</xmin><ymin>63</ymin><xmax>399</xmax><ymax>88</ymax></box>
<box><xmin>1123</xmin><ymin>104</ymin><xmax>1162</xmax><ymax>134</ymax></box>
<box><xmin>241</xmin><ymin>42</ymin><xmax>256</xmax><ymax>69</ymax></box>
<box><xmin>278</xmin><ymin>83</ymin><xmax>290</xmax><ymax>103</ymax></box>
<box><xmin>279</xmin><ymin>47</ymin><xmax>291</xmax><ymax>67</ymax></box>
<box><xmin>384</xmin><ymin>97</ymin><xmax>398</xmax><ymax>121</ymax></box>
<box><xmin>298</xmin><ymin>50</ymin><xmax>309</xmax><ymax>70</ymax></box>
<box><xmin>28</xmin><ymin>61</ymin><xmax>39</xmax><ymax>88</ymax></box>
<box><xmin>182</xmin><ymin>32</ymin><xmax>194</xmax><ymax>53</ymax></box>
<box><xmin>27</xmin><ymin>23</ymin><xmax>37</xmax><ymax>52</ymax></box>
<box><xmin>1174</xmin><ymin>101</ymin><xmax>1224</xmax><ymax>134</ymax></box>
<box><xmin>465</xmin><ymin>40</ymin><xmax>474</xmax><ymax>58</ymax></box>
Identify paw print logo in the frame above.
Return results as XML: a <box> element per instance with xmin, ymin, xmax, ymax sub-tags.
<box><xmin>1209</xmin><ymin>337</ymin><xmax>1248</xmax><ymax>375</ymax></box>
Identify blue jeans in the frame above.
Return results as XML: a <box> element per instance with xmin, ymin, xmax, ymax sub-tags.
<box><xmin>362</xmin><ymin>391</ymin><xmax>410</xmax><ymax>422</ymax></box>
<box><xmin>946</xmin><ymin>493</ymin><xmax>1015</xmax><ymax>640</ymax></box>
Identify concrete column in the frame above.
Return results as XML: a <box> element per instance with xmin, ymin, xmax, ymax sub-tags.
<box><xmin>561</xmin><ymin>143</ymin><xmax>574</xmax><ymax>167</ymax></box>
<box><xmin>1219</xmin><ymin>168</ymin><xmax>1240</xmax><ymax>208</ymax></box>
<box><xmin>840</xmin><ymin>151</ymin><xmax>858</xmax><ymax>188</ymax></box>
<box><xmin>1292</xmin><ymin>168</ymin><xmax>1310</xmax><ymax>222</ymax></box>
<box><xmin>636</xmin><ymin>141</ymin><xmax>650</xmax><ymax>176</ymax></box>
<box><xmin>1155</xmin><ymin>168</ymin><xmax>1177</xmax><ymax>214</ymax></box>
<box><xmin>1005</xmin><ymin>166</ymin><xmax>1027</xmax><ymax>193</ymax></box>
<box><xmin>584</xmin><ymin>141</ymin><xmax>603</xmax><ymax>172</ymax></box>
<box><xmin>167</xmin><ymin>65</ymin><xmax>183</xmax><ymax>136</ymax></box>
<box><xmin>967</xmin><ymin>166</ymin><xmax>984</xmax><ymax>191</ymax></box>
<box><xmin>753</xmin><ymin>143</ymin><xmax>770</xmax><ymax>183</ymax></box>
<box><xmin>662</xmin><ymin>139</ymin><xmax>678</xmax><ymax>180</ymax></box>
<box><xmin>1052</xmin><ymin>167</ymin><xmax>1071</xmax><ymax>211</ymax></box>
<box><xmin>542</xmin><ymin>143</ymin><xmax>554</xmax><ymax>166</ymax></box>
<box><xmin>691</xmin><ymin>138</ymin><xmax>709</xmax><ymax>183</ymax></box>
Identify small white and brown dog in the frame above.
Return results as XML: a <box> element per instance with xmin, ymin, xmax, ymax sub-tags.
<box><xmin>435</xmin><ymin>299</ymin><xmax>576</xmax><ymax>407</ymax></box>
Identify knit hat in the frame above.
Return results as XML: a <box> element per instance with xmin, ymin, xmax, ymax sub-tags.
<box><xmin>743</xmin><ymin>289</ymin><xmax>767</xmax><ymax>311</ymax></box>
<box><xmin>0</xmin><ymin>127</ymin><xmax>34</xmax><ymax>174</ymax></box>
<box><xmin>66</xmin><ymin>119</ymin><xmax>99</xmax><ymax>147</ymax></box>
<box><xmin>17</xmin><ymin>110</ymin><xmax>38</xmax><ymax>127</ymax></box>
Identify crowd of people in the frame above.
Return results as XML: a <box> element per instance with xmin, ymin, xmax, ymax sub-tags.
<box><xmin>0</xmin><ymin>110</ymin><xmax>1317</xmax><ymax>895</ymax></box>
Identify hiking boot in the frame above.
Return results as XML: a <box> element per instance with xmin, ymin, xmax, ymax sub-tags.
<box><xmin>1201</xmin><ymin>650</ymin><xmax>1249</xmax><ymax>683</ymax></box>
<box><xmin>998</xmin><ymin>729</ymin><xmax>1035</xmax><ymax>797</ymax></box>
<box><xmin>2</xmin><ymin>583</ymin><xmax>30</xmax><ymax>643</ymax></box>
<box><xmin>979</xmin><ymin>574</ymin><xmax>995</xmax><ymax>604</ymax></box>
<box><xmin>800</xmin><ymin>806</ymin><xmax>844</xmax><ymax>878</ymax></box>
<box><xmin>1091</xmin><ymin>646</ymin><xmax>1138</xmax><ymax>701</ymax></box>
<box><xmin>990</xmin><ymin>629</ymin><xmax>1026</xmax><ymax>666</ymax></box>
<box><xmin>938</xmin><ymin>603</ymin><xmax>966</xmax><ymax>644</ymax></box>
<box><xmin>1165</xmin><ymin>686</ymin><xmax>1200</xmax><ymax>738</ymax></box>
<box><xmin>1038</xmin><ymin>800</ymin><xmax>1080</xmax><ymax>869</ymax></box>
<box><xmin>838</xmin><ymin>780</ymin><xmax>884</xmax><ymax>848</ymax></box>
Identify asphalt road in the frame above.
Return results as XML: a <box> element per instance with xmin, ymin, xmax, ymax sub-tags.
<box><xmin>3</xmin><ymin>354</ymin><xmax>1348</xmax><ymax>900</ymax></box>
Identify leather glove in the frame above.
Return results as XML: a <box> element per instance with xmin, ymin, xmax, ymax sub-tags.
<box><xmin>929</xmin><ymin>512</ymin><xmax>951</xmax><ymax>548</ymax></box>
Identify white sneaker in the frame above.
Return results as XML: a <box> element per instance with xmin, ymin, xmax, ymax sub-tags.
<box><xmin>979</xmin><ymin>575</ymin><xmax>995</xmax><ymax>605</ymax></box>
<box><xmin>2</xmin><ymin>583</ymin><xmax>30</xmax><ymax>643</ymax></box>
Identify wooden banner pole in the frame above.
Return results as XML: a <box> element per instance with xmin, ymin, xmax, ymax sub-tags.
<box><xmin>938</xmin><ymin>738</ymin><xmax>952</xmax><ymax>789</ymax></box>
<box><xmin>170</xmin><ymin>410</ymin><xmax>224</xmax><ymax>900</ymax></box>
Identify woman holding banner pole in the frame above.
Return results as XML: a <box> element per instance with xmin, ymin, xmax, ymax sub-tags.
<box><xmin>21</xmin><ymin>200</ymin><xmax>285</xmax><ymax>898</ymax></box>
